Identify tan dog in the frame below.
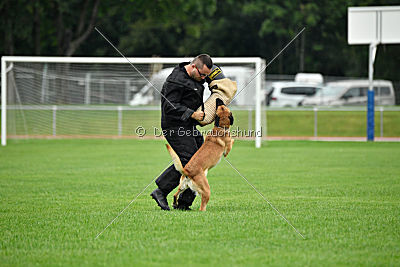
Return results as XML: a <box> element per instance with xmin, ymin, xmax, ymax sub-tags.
<box><xmin>166</xmin><ymin>98</ymin><xmax>234</xmax><ymax>211</ymax></box>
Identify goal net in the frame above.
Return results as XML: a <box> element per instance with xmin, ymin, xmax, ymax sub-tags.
<box><xmin>1</xmin><ymin>57</ymin><xmax>266</xmax><ymax>147</ymax></box>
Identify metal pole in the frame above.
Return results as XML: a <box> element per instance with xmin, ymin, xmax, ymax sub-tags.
<box><xmin>367</xmin><ymin>43</ymin><xmax>378</xmax><ymax>141</ymax></box>
<box><xmin>1</xmin><ymin>58</ymin><xmax>7</xmax><ymax>146</ymax></box>
<box><xmin>85</xmin><ymin>73</ymin><xmax>91</xmax><ymax>105</ymax></box>
<box><xmin>41</xmin><ymin>63</ymin><xmax>48</xmax><ymax>103</ymax></box>
<box><xmin>255</xmin><ymin>59</ymin><xmax>262</xmax><ymax>148</ymax></box>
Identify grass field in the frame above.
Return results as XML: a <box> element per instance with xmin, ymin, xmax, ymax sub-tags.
<box><xmin>1</xmin><ymin>139</ymin><xmax>399</xmax><ymax>266</ymax></box>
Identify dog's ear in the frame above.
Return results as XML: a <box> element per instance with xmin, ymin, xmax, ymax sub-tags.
<box><xmin>216</xmin><ymin>98</ymin><xmax>225</xmax><ymax>109</ymax></box>
<box><xmin>229</xmin><ymin>112</ymin><xmax>234</xmax><ymax>125</ymax></box>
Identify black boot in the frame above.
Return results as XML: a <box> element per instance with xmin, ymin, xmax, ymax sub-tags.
<box><xmin>150</xmin><ymin>188</ymin><xmax>170</xmax><ymax>211</ymax></box>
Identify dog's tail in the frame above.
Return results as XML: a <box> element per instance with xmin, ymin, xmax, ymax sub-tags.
<box><xmin>166</xmin><ymin>144</ymin><xmax>188</xmax><ymax>176</ymax></box>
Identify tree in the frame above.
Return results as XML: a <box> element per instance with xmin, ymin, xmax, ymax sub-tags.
<box><xmin>53</xmin><ymin>0</ymin><xmax>100</xmax><ymax>56</ymax></box>
<box><xmin>0</xmin><ymin>0</ymin><xmax>100</xmax><ymax>56</ymax></box>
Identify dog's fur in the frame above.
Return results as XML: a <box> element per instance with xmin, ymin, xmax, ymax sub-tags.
<box><xmin>166</xmin><ymin>99</ymin><xmax>234</xmax><ymax>211</ymax></box>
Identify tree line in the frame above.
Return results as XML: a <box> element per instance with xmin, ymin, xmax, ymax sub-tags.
<box><xmin>1</xmin><ymin>0</ymin><xmax>399</xmax><ymax>82</ymax></box>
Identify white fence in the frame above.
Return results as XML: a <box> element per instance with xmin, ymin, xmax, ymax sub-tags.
<box><xmin>4</xmin><ymin>105</ymin><xmax>400</xmax><ymax>139</ymax></box>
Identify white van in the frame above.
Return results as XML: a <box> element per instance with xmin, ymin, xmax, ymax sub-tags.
<box><xmin>302</xmin><ymin>79</ymin><xmax>395</xmax><ymax>106</ymax></box>
<box><xmin>266</xmin><ymin>81</ymin><xmax>322</xmax><ymax>107</ymax></box>
<box><xmin>129</xmin><ymin>66</ymin><xmax>256</xmax><ymax>106</ymax></box>
<box><xmin>295</xmin><ymin>73</ymin><xmax>323</xmax><ymax>84</ymax></box>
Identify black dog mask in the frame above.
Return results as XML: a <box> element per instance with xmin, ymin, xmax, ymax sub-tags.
<box><xmin>215</xmin><ymin>98</ymin><xmax>234</xmax><ymax>127</ymax></box>
<box><xmin>216</xmin><ymin>98</ymin><xmax>225</xmax><ymax>108</ymax></box>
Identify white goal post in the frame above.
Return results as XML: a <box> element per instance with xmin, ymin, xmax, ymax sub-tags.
<box><xmin>1</xmin><ymin>56</ymin><xmax>265</xmax><ymax>147</ymax></box>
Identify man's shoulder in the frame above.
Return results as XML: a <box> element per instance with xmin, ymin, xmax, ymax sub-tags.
<box><xmin>166</xmin><ymin>66</ymin><xmax>182</xmax><ymax>79</ymax></box>
<box><xmin>166</xmin><ymin>63</ymin><xmax>187</xmax><ymax>80</ymax></box>
<box><xmin>166</xmin><ymin>63</ymin><xmax>201</xmax><ymax>89</ymax></box>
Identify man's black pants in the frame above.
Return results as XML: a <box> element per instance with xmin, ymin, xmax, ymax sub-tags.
<box><xmin>155</xmin><ymin>126</ymin><xmax>204</xmax><ymax>207</ymax></box>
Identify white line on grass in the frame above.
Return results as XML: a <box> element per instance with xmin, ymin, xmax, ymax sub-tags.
<box><xmin>230</xmin><ymin>27</ymin><xmax>306</xmax><ymax>105</ymax></box>
<box><xmin>95</xmin><ymin>160</ymin><xmax>173</xmax><ymax>239</ymax></box>
<box><xmin>224</xmin><ymin>158</ymin><xmax>306</xmax><ymax>239</ymax></box>
<box><xmin>94</xmin><ymin>27</ymin><xmax>176</xmax><ymax>109</ymax></box>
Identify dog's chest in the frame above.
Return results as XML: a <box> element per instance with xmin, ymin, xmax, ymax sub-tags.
<box><xmin>208</xmin><ymin>152</ymin><xmax>224</xmax><ymax>170</ymax></box>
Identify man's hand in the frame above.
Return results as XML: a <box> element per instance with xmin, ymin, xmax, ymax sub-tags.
<box><xmin>191</xmin><ymin>111</ymin><xmax>205</xmax><ymax>121</ymax></box>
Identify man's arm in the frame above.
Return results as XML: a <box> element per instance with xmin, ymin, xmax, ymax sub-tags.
<box><xmin>162</xmin><ymin>82</ymin><xmax>199</xmax><ymax>122</ymax></box>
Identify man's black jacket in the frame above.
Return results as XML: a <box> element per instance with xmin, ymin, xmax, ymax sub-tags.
<box><xmin>161</xmin><ymin>62</ymin><xmax>205</xmax><ymax>129</ymax></box>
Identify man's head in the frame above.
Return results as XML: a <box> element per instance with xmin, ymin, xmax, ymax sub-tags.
<box><xmin>186</xmin><ymin>54</ymin><xmax>213</xmax><ymax>82</ymax></box>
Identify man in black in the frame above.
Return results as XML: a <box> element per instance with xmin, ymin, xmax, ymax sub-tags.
<box><xmin>150</xmin><ymin>54</ymin><xmax>213</xmax><ymax>210</ymax></box>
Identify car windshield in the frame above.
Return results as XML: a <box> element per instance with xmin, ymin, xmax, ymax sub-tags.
<box><xmin>316</xmin><ymin>86</ymin><xmax>345</xmax><ymax>97</ymax></box>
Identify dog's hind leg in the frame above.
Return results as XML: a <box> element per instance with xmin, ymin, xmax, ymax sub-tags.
<box><xmin>173</xmin><ymin>175</ymin><xmax>190</xmax><ymax>209</ymax></box>
<box><xmin>192</xmin><ymin>174</ymin><xmax>210</xmax><ymax>211</ymax></box>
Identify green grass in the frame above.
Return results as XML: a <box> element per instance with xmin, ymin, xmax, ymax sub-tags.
<box><xmin>6</xmin><ymin>108</ymin><xmax>400</xmax><ymax>137</ymax></box>
<box><xmin>265</xmin><ymin>110</ymin><xmax>400</xmax><ymax>137</ymax></box>
<box><xmin>1</xmin><ymin>139</ymin><xmax>400</xmax><ymax>266</ymax></box>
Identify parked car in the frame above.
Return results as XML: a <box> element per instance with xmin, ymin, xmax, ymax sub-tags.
<box><xmin>301</xmin><ymin>79</ymin><xmax>395</xmax><ymax>106</ymax></box>
<box><xmin>266</xmin><ymin>81</ymin><xmax>322</xmax><ymax>107</ymax></box>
